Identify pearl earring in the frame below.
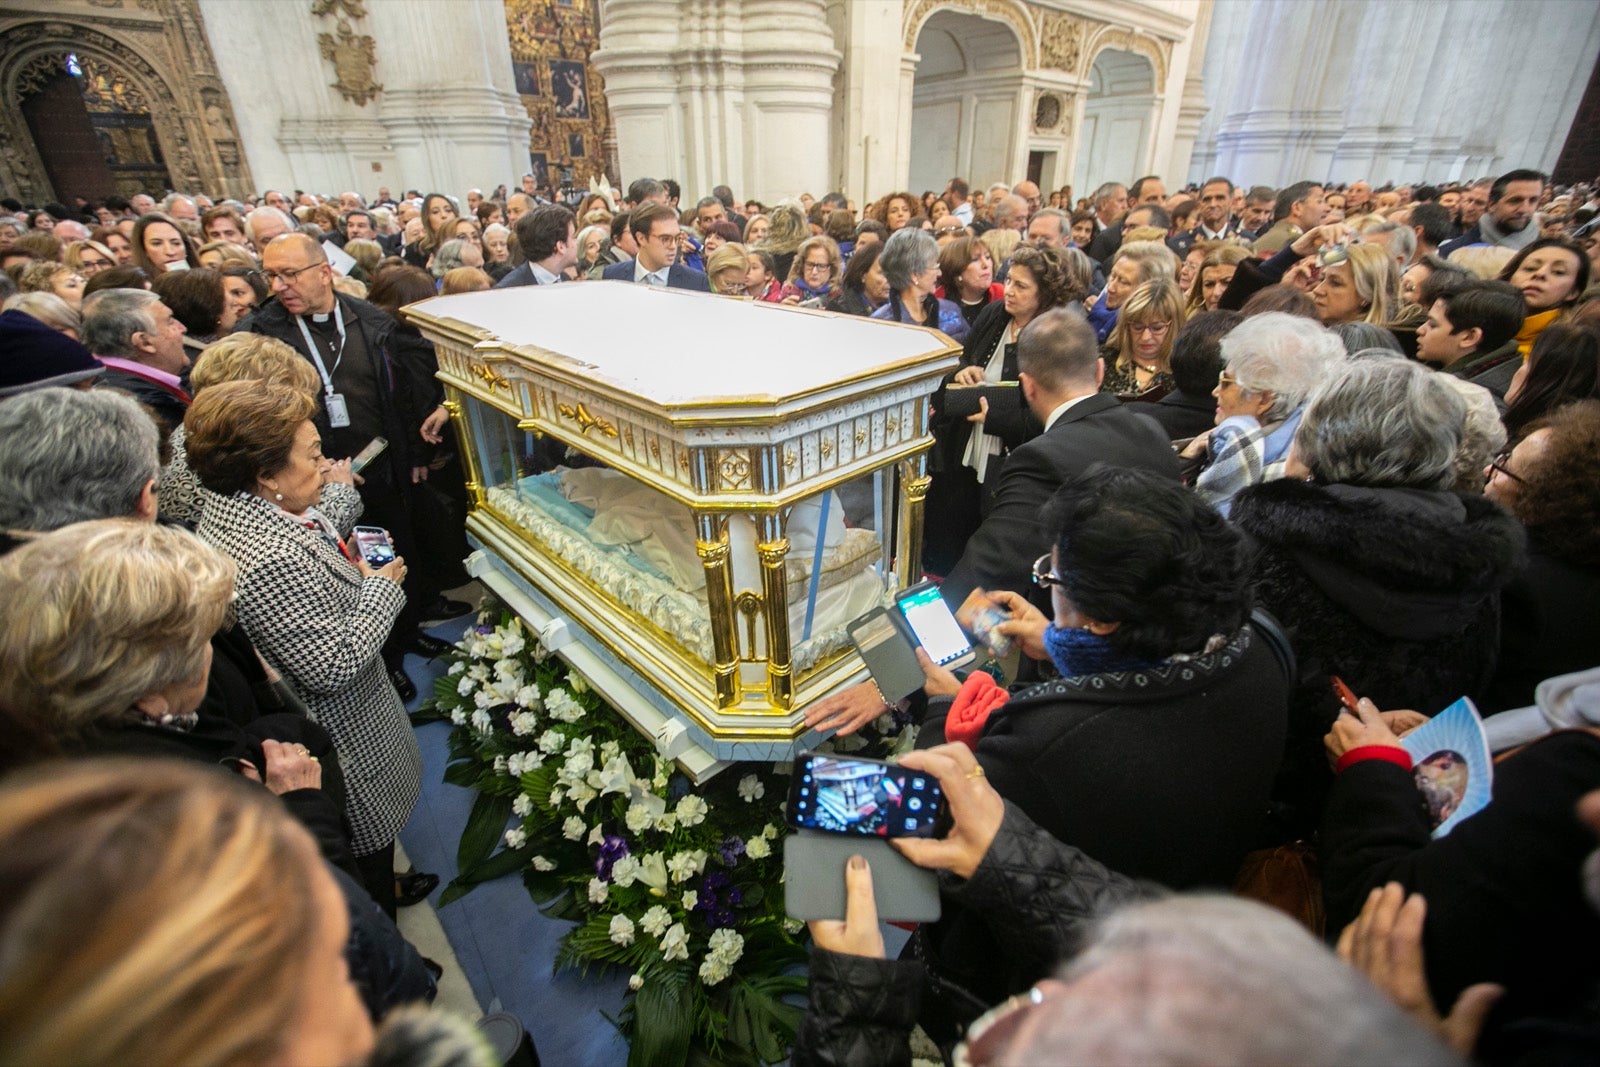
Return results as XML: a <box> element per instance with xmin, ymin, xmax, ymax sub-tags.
<box><xmin>275</xmin><ymin>493</ymin><xmax>284</xmax><ymax>501</ymax></box>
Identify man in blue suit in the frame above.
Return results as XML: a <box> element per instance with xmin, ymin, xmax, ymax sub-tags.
<box><xmin>493</xmin><ymin>204</ymin><xmax>577</xmax><ymax>288</ymax></box>
<box><xmin>599</xmin><ymin>201</ymin><xmax>710</xmax><ymax>292</ymax></box>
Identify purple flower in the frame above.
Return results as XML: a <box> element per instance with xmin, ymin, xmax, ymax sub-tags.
<box><xmin>709</xmin><ymin>908</ymin><xmax>736</xmax><ymax>929</ymax></box>
<box><xmin>475</xmin><ymin>624</ymin><xmax>494</xmax><ymax>635</ymax></box>
<box><xmin>595</xmin><ymin>834</ymin><xmax>630</xmax><ymax>881</ymax></box>
<box><xmin>717</xmin><ymin>836</ymin><xmax>745</xmax><ymax>865</ymax></box>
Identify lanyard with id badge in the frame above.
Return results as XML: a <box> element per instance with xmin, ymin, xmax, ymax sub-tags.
<box><xmin>295</xmin><ymin>305</ymin><xmax>352</xmax><ymax>428</ymax></box>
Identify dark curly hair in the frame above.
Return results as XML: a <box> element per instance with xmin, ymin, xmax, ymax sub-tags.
<box><xmin>1514</xmin><ymin>398</ymin><xmax>1600</xmax><ymax>565</ymax></box>
<box><xmin>1009</xmin><ymin>244</ymin><xmax>1084</xmax><ymax>310</ymax></box>
<box><xmin>1041</xmin><ymin>466</ymin><xmax>1252</xmax><ymax>660</ymax></box>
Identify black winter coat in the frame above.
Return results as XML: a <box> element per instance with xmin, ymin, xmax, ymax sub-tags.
<box><xmin>1231</xmin><ymin>480</ymin><xmax>1526</xmax><ymax>835</ymax></box>
<box><xmin>1320</xmin><ymin>731</ymin><xmax>1600</xmax><ymax>1062</ymax></box>
<box><xmin>1484</xmin><ymin>537</ymin><xmax>1600</xmax><ymax>713</ymax></box>
<box><xmin>790</xmin><ymin>800</ymin><xmax>1151</xmax><ymax>1066</ymax></box>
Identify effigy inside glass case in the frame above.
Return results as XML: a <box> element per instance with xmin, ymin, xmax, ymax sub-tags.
<box><xmin>405</xmin><ymin>284</ymin><xmax>960</xmax><ymax>773</ymax></box>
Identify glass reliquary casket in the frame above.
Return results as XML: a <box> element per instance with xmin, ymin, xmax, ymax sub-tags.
<box><xmin>405</xmin><ymin>283</ymin><xmax>960</xmax><ymax>777</ymax></box>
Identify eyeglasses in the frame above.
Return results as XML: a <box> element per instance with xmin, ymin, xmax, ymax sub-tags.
<box><xmin>802</xmin><ymin>261</ymin><xmax>831</xmax><ymax>273</ymax></box>
<box><xmin>262</xmin><ymin>263</ymin><xmax>323</xmax><ymax>286</ymax></box>
<box><xmin>1488</xmin><ymin>450</ymin><xmax>1524</xmax><ymax>483</ymax></box>
<box><xmin>954</xmin><ymin>984</ymin><xmax>1049</xmax><ymax>1066</ymax></box>
<box><xmin>1129</xmin><ymin>321</ymin><xmax>1171</xmax><ymax>337</ymax></box>
<box><xmin>1217</xmin><ymin>371</ymin><xmax>1239</xmax><ymax>388</ymax></box>
<box><xmin>936</xmin><ymin>225</ymin><xmax>965</xmax><ymax>235</ymax></box>
<box><xmin>1031</xmin><ymin>554</ymin><xmax>1065</xmax><ymax>590</ymax></box>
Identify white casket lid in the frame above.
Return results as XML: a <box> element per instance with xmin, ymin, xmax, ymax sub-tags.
<box><xmin>406</xmin><ymin>282</ymin><xmax>958</xmax><ymax>408</ymax></box>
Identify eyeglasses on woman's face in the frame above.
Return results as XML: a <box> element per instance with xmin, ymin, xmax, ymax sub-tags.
<box><xmin>1031</xmin><ymin>553</ymin><xmax>1065</xmax><ymax>589</ymax></box>
<box><xmin>802</xmin><ymin>259</ymin><xmax>831</xmax><ymax>274</ymax></box>
<box><xmin>1487</xmin><ymin>450</ymin><xmax>1524</xmax><ymax>484</ymax></box>
<box><xmin>1129</xmin><ymin>320</ymin><xmax>1171</xmax><ymax>337</ymax></box>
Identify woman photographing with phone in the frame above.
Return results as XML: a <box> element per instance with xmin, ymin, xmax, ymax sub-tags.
<box><xmin>186</xmin><ymin>379</ymin><xmax>421</xmax><ymax>916</ymax></box>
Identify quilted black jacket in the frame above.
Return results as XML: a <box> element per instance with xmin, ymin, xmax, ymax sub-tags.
<box><xmin>791</xmin><ymin>800</ymin><xmax>1153</xmax><ymax>1066</ymax></box>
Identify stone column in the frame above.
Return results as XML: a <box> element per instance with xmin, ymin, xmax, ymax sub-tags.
<box><xmin>825</xmin><ymin>0</ymin><xmax>907</xmax><ymax>206</ymax></box>
<box><xmin>593</xmin><ymin>0</ymin><xmax>839</xmax><ymax>204</ymax></box>
<box><xmin>366</xmin><ymin>0</ymin><xmax>529</xmax><ymax>198</ymax></box>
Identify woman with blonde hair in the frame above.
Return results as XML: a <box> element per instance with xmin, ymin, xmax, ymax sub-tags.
<box><xmin>705</xmin><ymin>242</ymin><xmax>751</xmax><ymax>296</ymax></box>
<box><xmin>64</xmin><ymin>238</ymin><xmax>117</xmax><ymax>278</ymax></box>
<box><xmin>1086</xmin><ymin>239</ymin><xmax>1179</xmax><ymax>342</ymax></box>
<box><xmin>1310</xmin><ymin>241</ymin><xmax>1399</xmax><ymax>327</ymax></box>
<box><xmin>440</xmin><ymin>266</ymin><xmax>491</xmax><ymax>294</ymax></box>
<box><xmin>196</xmin><ymin>240</ymin><xmax>257</xmax><ymax>270</ymax></box>
<box><xmin>1188</xmin><ymin>243</ymin><xmax>1253</xmax><ymax>313</ymax></box>
<box><xmin>15</xmin><ymin>261</ymin><xmax>84</xmax><ymax>310</ymax></box>
<box><xmin>759</xmin><ymin>201</ymin><xmax>810</xmax><ymax>282</ymax></box>
<box><xmin>343</xmin><ymin>238</ymin><xmax>383</xmax><ymax>277</ymax></box>
<box><xmin>1102</xmin><ymin>278</ymin><xmax>1188</xmax><ymax>398</ymax></box>
<box><xmin>979</xmin><ymin>227</ymin><xmax>1021</xmax><ymax>272</ymax></box>
<box><xmin>160</xmin><ymin>333</ymin><xmax>362</xmax><ymax>531</ymax></box>
<box><xmin>0</xmin><ymin>758</ymin><xmax>375</xmax><ymax>1067</ymax></box>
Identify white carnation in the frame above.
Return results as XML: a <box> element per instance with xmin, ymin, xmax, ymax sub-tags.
<box><xmin>450</xmin><ymin>708</ymin><xmax>467</xmax><ymax>726</ymax></box>
<box><xmin>516</xmin><ymin>683</ymin><xmax>542</xmax><ymax>708</ymax></box>
<box><xmin>562</xmin><ymin>815</ymin><xmax>586</xmax><ymax>840</ymax></box>
<box><xmin>473</xmin><ymin>690</ymin><xmax>497</xmax><ymax>710</ymax></box>
<box><xmin>504</xmin><ymin>827</ymin><xmax>527</xmax><ymax>849</ymax></box>
<box><xmin>608</xmin><ymin>913</ymin><xmax>636</xmax><ymax>946</ymax></box>
<box><xmin>509</xmin><ymin>710</ymin><xmax>539</xmax><ymax>736</ymax></box>
<box><xmin>737</xmin><ymin>774</ymin><xmax>765</xmax><ymax>803</ymax></box>
<box><xmin>639</xmin><ymin>904</ymin><xmax>672</xmax><ymax>938</ymax></box>
<box><xmin>513</xmin><ymin>794</ymin><xmax>533</xmax><ymax>817</ymax></box>
<box><xmin>531</xmin><ymin>855</ymin><xmax>557</xmax><ymax>871</ymax></box>
<box><xmin>470</xmin><ymin>708</ymin><xmax>493</xmax><ymax>732</ymax></box>
<box><xmin>610</xmin><ymin>855</ymin><xmax>641</xmax><ymax>888</ymax></box>
<box><xmin>667</xmin><ymin>850</ymin><xmax>707</xmax><ymax>883</ymax></box>
<box><xmin>448</xmin><ymin>660</ymin><xmax>466</xmax><ymax>676</ymax></box>
<box><xmin>674</xmin><ymin>795</ymin><xmax>708</xmax><ymax>827</ymax></box>
<box><xmin>744</xmin><ymin>835</ymin><xmax>771</xmax><ymax>860</ymax></box>
<box><xmin>708</xmin><ymin>928</ymin><xmax>744</xmax><ymax>965</ymax></box>
<box><xmin>546</xmin><ymin>688</ymin><xmax>585</xmax><ymax>723</ymax></box>
<box><xmin>538</xmin><ymin>729</ymin><xmax>566</xmax><ymax>754</ymax></box>
<box><xmin>457</xmin><ymin>675</ymin><xmax>476</xmax><ymax>696</ymax></box>
<box><xmin>588</xmin><ymin>877</ymin><xmax>609</xmax><ymax>903</ymax></box>
<box><xmin>698</xmin><ymin>955</ymin><xmax>732</xmax><ymax>986</ymax></box>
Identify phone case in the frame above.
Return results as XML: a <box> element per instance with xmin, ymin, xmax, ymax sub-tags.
<box><xmin>783</xmin><ymin>831</ymin><xmax>941</xmax><ymax>922</ymax></box>
<box><xmin>943</xmin><ymin>381</ymin><xmax>1022</xmax><ymax>420</ymax></box>
<box><xmin>847</xmin><ymin>607</ymin><xmax>925</xmax><ymax>705</ymax></box>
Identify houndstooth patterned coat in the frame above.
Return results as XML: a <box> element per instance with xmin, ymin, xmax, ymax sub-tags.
<box><xmin>197</xmin><ymin>488</ymin><xmax>420</xmax><ymax>856</ymax></box>
<box><xmin>163</xmin><ymin>426</ymin><xmax>364</xmax><ymax>534</ymax></box>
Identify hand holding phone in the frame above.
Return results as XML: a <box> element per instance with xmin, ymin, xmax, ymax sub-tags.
<box><xmin>955</xmin><ymin>587</ymin><xmax>1014</xmax><ymax>658</ymax></box>
<box><xmin>352</xmin><ymin>525</ymin><xmax>397</xmax><ymax>567</ymax></box>
<box><xmin>786</xmin><ymin>752</ymin><xmax>950</xmax><ymax>839</ymax></box>
<box><xmin>895</xmin><ymin>582</ymin><xmax>975</xmax><ymax>671</ymax></box>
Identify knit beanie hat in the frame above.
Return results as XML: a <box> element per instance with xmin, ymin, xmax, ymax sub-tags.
<box><xmin>0</xmin><ymin>309</ymin><xmax>103</xmax><ymax>397</ymax></box>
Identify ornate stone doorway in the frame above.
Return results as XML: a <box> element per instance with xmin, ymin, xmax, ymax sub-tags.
<box><xmin>0</xmin><ymin>6</ymin><xmax>251</xmax><ymax>204</ymax></box>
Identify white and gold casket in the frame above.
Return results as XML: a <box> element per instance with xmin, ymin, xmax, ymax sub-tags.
<box><xmin>405</xmin><ymin>283</ymin><xmax>959</xmax><ymax>777</ymax></box>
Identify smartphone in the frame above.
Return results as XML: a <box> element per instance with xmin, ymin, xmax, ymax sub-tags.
<box><xmin>895</xmin><ymin>581</ymin><xmax>975</xmax><ymax>670</ymax></box>
<box><xmin>350</xmin><ymin>436</ymin><xmax>388</xmax><ymax>474</ymax></box>
<box><xmin>785</xmin><ymin>751</ymin><xmax>951</xmax><ymax>839</ymax></box>
<box><xmin>1330</xmin><ymin>675</ymin><xmax>1360</xmax><ymax>713</ymax></box>
<box><xmin>351</xmin><ymin>525</ymin><xmax>396</xmax><ymax>567</ymax></box>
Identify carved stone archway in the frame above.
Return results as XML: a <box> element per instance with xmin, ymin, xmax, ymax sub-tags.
<box><xmin>902</xmin><ymin>0</ymin><xmax>1039</xmax><ymax>66</ymax></box>
<box><xmin>1081</xmin><ymin>25</ymin><xmax>1172</xmax><ymax>86</ymax></box>
<box><xmin>0</xmin><ymin>5</ymin><xmax>253</xmax><ymax>203</ymax></box>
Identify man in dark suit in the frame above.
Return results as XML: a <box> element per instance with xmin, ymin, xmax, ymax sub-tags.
<box><xmin>599</xmin><ymin>201</ymin><xmax>710</xmax><ymax>292</ymax></box>
<box><xmin>942</xmin><ymin>308</ymin><xmax>1181</xmax><ymax>606</ymax></box>
<box><xmin>494</xmin><ymin>204</ymin><xmax>577</xmax><ymax>288</ymax></box>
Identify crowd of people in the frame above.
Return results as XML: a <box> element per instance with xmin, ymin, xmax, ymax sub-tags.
<box><xmin>1</xmin><ymin>160</ymin><xmax>1598</xmax><ymax>1065</ymax></box>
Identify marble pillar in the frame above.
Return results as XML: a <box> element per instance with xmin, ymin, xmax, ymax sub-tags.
<box><xmin>593</xmin><ymin>0</ymin><xmax>840</xmax><ymax>205</ymax></box>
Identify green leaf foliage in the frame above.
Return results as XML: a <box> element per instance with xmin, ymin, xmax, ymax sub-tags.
<box><xmin>457</xmin><ymin>791</ymin><xmax>514</xmax><ymax>873</ymax></box>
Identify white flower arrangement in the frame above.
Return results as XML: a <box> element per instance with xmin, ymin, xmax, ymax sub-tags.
<box><xmin>421</xmin><ymin>607</ymin><xmax>915</xmax><ymax>1064</ymax></box>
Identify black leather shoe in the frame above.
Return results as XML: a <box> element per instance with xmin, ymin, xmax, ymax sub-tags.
<box><xmin>396</xmin><ymin>871</ymin><xmax>440</xmax><ymax>907</ymax></box>
<box><xmin>389</xmin><ymin>664</ymin><xmax>417</xmax><ymax>702</ymax></box>
<box><xmin>407</xmin><ymin>633</ymin><xmax>454</xmax><ymax>660</ymax></box>
<box><xmin>422</xmin><ymin>595</ymin><xmax>473</xmax><ymax>622</ymax></box>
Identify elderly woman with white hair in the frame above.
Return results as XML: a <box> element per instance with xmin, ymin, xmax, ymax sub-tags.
<box><xmin>1186</xmin><ymin>312</ymin><xmax>1345</xmax><ymax>515</ymax></box>
<box><xmin>869</xmin><ymin>227</ymin><xmax>970</xmax><ymax>342</ymax></box>
<box><xmin>1230</xmin><ymin>358</ymin><xmax>1525</xmax><ymax>839</ymax></box>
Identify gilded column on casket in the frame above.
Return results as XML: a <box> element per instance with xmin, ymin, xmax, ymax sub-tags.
<box><xmin>442</xmin><ymin>389</ymin><xmax>486</xmax><ymax>509</ymax></box>
<box><xmin>750</xmin><ymin>446</ymin><xmax>792</xmax><ymax>710</ymax></box>
<box><xmin>694</xmin><ymin>512</ymin><xmax>740</xmax><ymax>708</ymax></box>
<box><xmin>897</xmin><ymin>456</ymin><xmax>931</xmax><ymax>585</ymax></box>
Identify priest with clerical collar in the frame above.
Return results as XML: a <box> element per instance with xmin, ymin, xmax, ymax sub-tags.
<box><xmin>240</xmin><ymin>231</ymin><xmax>453</xmax><ymax>700</ymax></box>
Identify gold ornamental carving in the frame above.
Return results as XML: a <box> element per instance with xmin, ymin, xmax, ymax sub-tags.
<box><xmin>311</xmin><ymin>0</ymin><xmax>367</xmax><ymax>17</ymax></box>
<box><xmin>1083</xmin><ymin>26</ymin><xmax>1170</xmax><ymax>83</ymax></box>
<box><xmin>318</xmin><ymin>19</ymin><xmax>382</xmax><ymax>106</ymax></box>
<box><xmin>556</xmin><ymin>400</ymin><xmax>618</xmax><ymax>438</ymax></box>
<box><xmin>782</xmin><ymin>447</ymin><xmax>798</xmax><ymax>475</ymax></box>
<box><xmin>1038</xmin><ymin>12</ymin><xmax>1084</xmax><ymax>73</ymax></box>
<box><xmin>471</xmin><ymin>362</ymin><xmax>510</xmax><ymax>392</ymax></box>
